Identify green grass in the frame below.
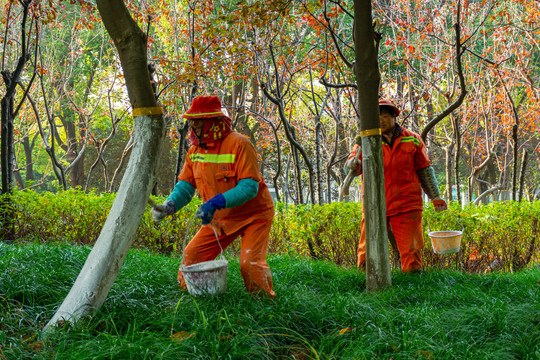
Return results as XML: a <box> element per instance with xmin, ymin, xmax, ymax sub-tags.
<box><xmin>1</xmin><ymin>242</ymin><xmax>539</xmax><ymax>359</ymax></box>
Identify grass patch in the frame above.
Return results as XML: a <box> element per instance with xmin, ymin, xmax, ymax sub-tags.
<box><xmin>1</xmin><ymin>242</ymin><xmax>539</xmax><ymax>359</ymax></box>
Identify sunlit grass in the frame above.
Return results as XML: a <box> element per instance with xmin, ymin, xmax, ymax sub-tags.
<box><xmin>1</xmin><ymin>242</ymin><xmax>539</xmax><ymax>359</ymax></box>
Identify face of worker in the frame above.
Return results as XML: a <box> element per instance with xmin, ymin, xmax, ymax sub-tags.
<box><xmin>189</xmin><ymin>118</ymin><xmax>204</xmax><ymax>137</ymax></box>
<box><xmin>379</xmin><ymin>110</ymin><xmax>396</xmax><ymax>135</ymax></box>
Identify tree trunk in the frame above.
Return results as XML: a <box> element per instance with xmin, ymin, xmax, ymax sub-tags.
<box><xmin>45</xmin><ymin>0</ymin><xmax>165</xmax><ymax>332</ymax></box>
<box><xmin>1</xmin><ymin>95</ymin><xmax>15</xmax><ymax>195</ymax></box>
<box><xmin>353</xmin><ymin>0</ymin><xmax>391</xmax><ymax>291</ymax></box>
<box><xmin>174</xmin><ymin>120</ymin><xmax>190</xmax><ymax>183</ymax></box>
<box><xmin>452</xmin><ymin>115</ymin><xmax>462</xmax><ymax>206</ymax></box>
<box><xmin>444</xmin><ymin>144</ymin><xmax>453</xmax><ymax>201</ymax></box>
<box><xmin>22</xmin><ymin>135</ymin><xmax>35</xmax><ymax>183</ymax></box>
<box><xmin>315</xmin><ymin>120</ymin><xmax>323</xmax><ymax>204</ymax></box>
<box><xmin>291</xmin><ymin>129</ymin><xmax>304</xmax><ymax>204</ymax></box>
<box><xmin>518</xmin><ymin>149</ymin><xmax>528</xmax><ymax>202</ymax></box>
<box><xmin>512</xmin><ymin>124</ymin><xmax>518</xmax><ymax>201</ymax></box>
<box><xmin>1</xmin><ymin>0</ymin><xmax>33</xmax><ymax>241</ymax></box>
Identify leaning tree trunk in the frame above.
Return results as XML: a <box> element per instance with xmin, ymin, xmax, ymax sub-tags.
<box><xmin>44</xmin><ymin>0</ymin><xmax>166</xmax><ymax>332</ymax></box>
<box><xmin>353</xmin><ymin>0</ymin><xmax>391</xmax><ymax>291</ymax></box>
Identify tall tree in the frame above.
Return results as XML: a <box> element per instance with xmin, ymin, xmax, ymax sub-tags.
<box><xmin>1</xmin><ymin>0</ymin><xmax>37</xmax><ymax>239</ymax></box>
<box><xmin>353</xmin><ymin>0</ymin><xmax>391</xmax><ymax>291</ymax></box>
<box><xmin>45</xmin><ymin>0</ymin><xmax>166</xmax><ymax>331</ymax></box>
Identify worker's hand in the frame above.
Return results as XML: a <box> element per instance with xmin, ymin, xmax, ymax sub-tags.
<box><xmin>432</xmin><ymin>196</ymin><xmax>448</xmax><ymax>212</ymax></box>
<box><xmin>151</xmin><ymin>200</ymin><xmax>176</xmax><ymax>223</ymax></box>
<box><xmin>195</xmin><ymin>193</ymin><xmax>226</xmax><ymax>225</ymax></box>
<box><xmin>345</xmin><ymin>157</ymin><xmax>361</xmax><ymax>171</ymax></box>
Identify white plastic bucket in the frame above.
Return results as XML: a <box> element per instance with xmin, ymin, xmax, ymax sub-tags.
<box><xmin>428</xmin><ymin>230</ymin><xmax>463</xmax><ymax>254</ymax></box>
<box><xmin>181</xmin><ymin>259</ymin><xmax>228</xmax><ymax>297</ymax></box>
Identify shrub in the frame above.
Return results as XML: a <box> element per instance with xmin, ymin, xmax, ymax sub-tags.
<box><xmin>0</xmin><ymin>189</ymin><xmax>200</xmax><ymax>255</ymax></box>
<box><xmin>1</xmin><ymin>190</ymin><xmax>538</xmax><ymax>272</ymax></box>
<box><xmin>268</xmin><ymin>202</ymin><xmax>361</xmax><ymax>266</ymax></box>
<box><xmin>423</xmin><ymin>201</ymin><xmax>540</xmax><ymax>273</ymax></box>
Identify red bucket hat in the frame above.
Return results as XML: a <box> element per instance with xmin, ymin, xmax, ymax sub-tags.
<box><xmin>182</xmin><ymin>95</ymin><xmax>229</xmax><ymax>119</ymax></box>
<box><xmin>379</xmin><ymin>99</ymin><xmax>400</xmax><ymax>117</ymax></box>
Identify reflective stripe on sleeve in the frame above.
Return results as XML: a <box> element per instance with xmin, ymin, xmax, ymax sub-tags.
<box><xmin>401</xmin><ymin>136</ymin><xmax>421</xmax><ymax>146</ymax></box>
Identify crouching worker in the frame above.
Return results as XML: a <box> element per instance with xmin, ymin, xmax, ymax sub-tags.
<box><xmin>346</xmin><ymin>99</ymin><xmax>447</xmax><ymax>273</ymax></box>
<box><xmin>152</xmin><ymin>95</ymin><xmax>276</xmax><ymax>298</ymax></box>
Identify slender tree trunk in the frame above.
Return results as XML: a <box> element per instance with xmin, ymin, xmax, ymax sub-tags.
<box><xmin>1</xmin><ymin>96</ymin><xmax>15</xmax><ymax>195</ymax></box>
<box><xmin>326</xmin><ymin>100</ymin><xmax>343</xmax><ymax>203</ymax></box>
<box><xmin>45</xmin><ymin>0</ymin><xmax>166</xmax><ymax>332</ymax></box>
<box><xmin>512</xmin><ymin>124</ymin><xmax>518</xmax><ymax>201</ymax></box>
<box><xmin>518</xmin><ymin>149</ymin><xmax>528</xmax><ymax>202</ymax></box>
<box><xmin>444</xmin><ymin>144</ymin><xmax>453</xmax><ymax>201</ymax></box>
<box><xmin>174</xmin><ymin>120</ymin><xmax>190</xmax><ymax>182</ymax></box>
<box><xmin>22</xmin><ymin>136</ymin><xmax>35</xmax><ymax>182</ymax></box>
<box><xmin>1</xmin><ymin>0</ymin><xmax>34</xmax><ymax>241</ymax></box>
<box><xmin>452</xmin><ymin>115</ymin><xmax>462</xmax><ymax>206</ymax></box>
<box><xmin>315</xmin><ymin>121</ymin><xmax>323</xmax><ymax>204</ymax></box>
<box><xmin>353</xmin><ymin>0</ymin><xmax>391</xmax><ymax>291</ymax></box>
<box><xmin>290</xmin><ymin>128</ymin><xmax>304</xmax><ymax>204</ymax></box>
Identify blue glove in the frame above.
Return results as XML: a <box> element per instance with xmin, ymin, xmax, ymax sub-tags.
<box><xmin>195</xmin><ymin>194</ymin><xmax>226</xmax><ymax>225</ymax></box>
<box><xmin>151</xmin><ymin>200</ymin><xmax>176</xmax><ymax>223</ymax></box>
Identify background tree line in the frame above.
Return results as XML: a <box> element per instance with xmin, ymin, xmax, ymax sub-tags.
<box><xmin>2</xmin><ymin>0</ymin><xmax>539</xmax><ymax>205</ymax></box>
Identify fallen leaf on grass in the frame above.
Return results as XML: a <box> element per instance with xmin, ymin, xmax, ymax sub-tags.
<box><xmin>171</xmin><ymin>331</ymin><xmax>195</xmax><ymax>344</ymax></box>
<box><xmin>338</xmin><ymin>327</ymin><xmax>354</xmax><ymax>335</ymax></box>
<box><xmin>219</xmin><ymin>334</ymin><xmax>234</xmax><ymax>341</ymax></box>
<box><xmin>29</xmin><ymin>341</ymin><xmax>44</xmax><ymax>353</ymax></box>
<box><xmin>416</xmin><ymin>350</ymin><xmax>434</xmax><ymax>359</ymax></box>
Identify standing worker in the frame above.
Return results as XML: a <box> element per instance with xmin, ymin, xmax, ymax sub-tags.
<box><xmin>346</xmin><ymin>99</ymin><xmax>447</xmax><ymax>273</ymax></box>
<box><xmin>152</xmin><ymin>95</ymin><xmax>276</xmax><ymax>298</ymax></box>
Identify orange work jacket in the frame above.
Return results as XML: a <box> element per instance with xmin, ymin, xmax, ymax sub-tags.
<box><xmin>348</xmin><ymin>128</ymin><xmax>431</xmax><ymax>217</ymax></box>
<box><xmin>178</xmin><ymin>131</ymin><xmax>274</xmax><ymax>235</ymax></box>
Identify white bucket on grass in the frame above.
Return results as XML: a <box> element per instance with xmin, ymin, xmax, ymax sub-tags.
<box><xmin>428</xmin><ymin>230</ymin><xmax>463</xmax><ymax>254</ymax></box>
<box><xmin>181</xmin><ymin>259</ymin><xmax>228</xmax><ymax>297</ymax></box>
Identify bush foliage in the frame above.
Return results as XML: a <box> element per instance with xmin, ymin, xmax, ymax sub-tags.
<box><xmin>1</xmin><ymin>190</ymin><xmax>538</xmax><ymax>272</ymax></box>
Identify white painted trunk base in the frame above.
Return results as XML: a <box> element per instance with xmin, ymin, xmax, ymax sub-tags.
<box><xmin>44</xmin><ymin>115</ymin><xmax>164</xmax><ymax>333</ymax></box>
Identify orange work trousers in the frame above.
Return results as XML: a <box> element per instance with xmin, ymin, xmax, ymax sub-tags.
<box><xmin>178</xmin><ymin>217</ymin><xmax>275</xmax><ymax>298</ymax></box>
<box><xmin>358</xmin><ymin>210</ymin><xmax>424</xmax><ymax>272</ymax></box>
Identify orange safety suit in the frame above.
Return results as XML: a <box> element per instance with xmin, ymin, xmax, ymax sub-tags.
<box><xmin>348</xmin><ymin>126</ymin><xmax>431</xmax><ymax>272</ymax></box>
<box><xmin>177</xmin><ymin>131</ymin><xmax>276</xmax><ymax>297</ymax></box>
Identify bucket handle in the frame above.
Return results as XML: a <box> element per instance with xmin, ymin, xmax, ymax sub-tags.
<box><xmin>210</xmin><ymin>223</ymin><xmax>226</xmax><ymax>260</ymax></box>
<box><xmin>181</xmin><ymin>217</ymin><xmax>226</xmax><ymax>261</ymax></box>
<box><xmin>428</xmin><ymin>211</ymin><xmax>464</xmax><ymax>233</ymax></box>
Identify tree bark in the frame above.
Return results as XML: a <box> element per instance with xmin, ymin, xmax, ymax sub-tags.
<box><xmin>353</xmin><ymin>0</ymin><xmax>391</xmax><ymax>291</ymax></box>
<box><xmin>452</xmin><ymin>115</ymin><xmax>462</xmax><ymax>206</ymax></box>
<box><xmin>444</xmin><ymin>144</ymin><xmax>453</xmax><ymax>201</ymax></box>
<box><xmin>511</xmin><ymin>124</ymin><xmax>518</xmax><ymax>201</ymax></box>
<box><xmin>22</xmin><ymin>135</ymin><xmax>36</xmax><ymax>183</ymax></box>
<box><xmin>518</xmin><ymin>149</ymin><xmax>528</xmax><ymax>202</ymax></box>
<box><xmin>44</xmin><ymin>0</ymin><xmax>165</xmax><ymax>332</ymax></box>
<box><xmin>1</xmin><ymin>0</ymin><xmax>34</xmax><ymax>241</ymax></box>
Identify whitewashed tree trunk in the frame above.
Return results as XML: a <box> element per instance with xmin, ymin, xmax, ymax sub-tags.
<box><xmin>353</xmin><ymin>0</ymin><xmax>392</xmax><ymax>291</ymax></box>
<box><xmin>44</xmin><ymin>115</ymin><xmax>165</xmax><ymax>332</ymax></box>
<box><xmin>44</xmin><ymin>0</ymin><xmax>165</xmax><ymax>332</ymax></box>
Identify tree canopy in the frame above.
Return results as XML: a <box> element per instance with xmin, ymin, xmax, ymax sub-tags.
<box><xmin>1</xmin><ymin>0</ymin><xmax>539</xmax><ymax>203</ymax></box>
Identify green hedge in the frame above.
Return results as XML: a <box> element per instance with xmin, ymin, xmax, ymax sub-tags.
<box><xmin>1</xmin><ymin>190</ymin><xmax>538</xmax><ymax>272</ymax></box>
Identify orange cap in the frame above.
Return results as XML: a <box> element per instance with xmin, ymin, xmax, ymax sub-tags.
<box><xmin>379</xmin><ymin>100</ymin><xmax>400</xmax><ymax>116</ymax></box>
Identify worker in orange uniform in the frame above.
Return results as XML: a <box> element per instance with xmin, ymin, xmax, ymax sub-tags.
<box><xmin>151</xmin><ymin>95</ymin><xmax>276</xmax><ymax>298</ymax></box>
<box><xmin>346</xmin><ymin>100</ymin><xmax>447</xmax><ymax>273</ymax></box>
